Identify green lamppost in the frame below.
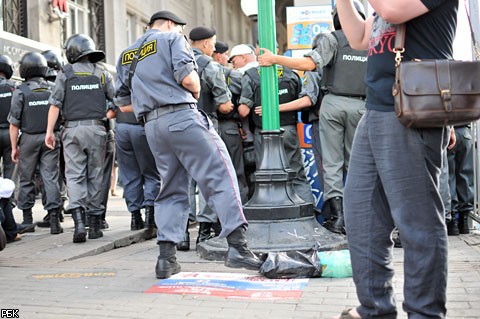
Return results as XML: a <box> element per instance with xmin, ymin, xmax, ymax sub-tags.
<box><xmin>197</xmin><ymin>0</ymin><xmax>346</xmax><ymax>258</ymax></box>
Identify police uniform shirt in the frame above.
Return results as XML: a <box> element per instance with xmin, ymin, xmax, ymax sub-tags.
<box><xmin>193</xmin><ymin>48</ymin><xmax>232</xmax><ymax>107</ymax></box>
<box><xmin>48</xmin><ymin>62</ymin><xmax>115</xmax><ymax>110</ymax></box>
<box><xmin>115</xmin><ymin>29</ymin><xmax>197</xmax><ymax>120</ymax></box>
<box><xmin>8</xmin><ymin>77</ymin><xmax>51</xmax><ymax>128</ymax></box>
<box><xmin>299</xmin><ymin>71</ymin><xmax>322</xmax><ymax>106</ymax></box>
<box><xmin>238</xmin><ymin>72</ymin><xmax>256</xmax><ymax>109</ymax></box>
<box><xmin>303</xmin><ymin>33</ymin><xmax>337</xmax><ymax>73</ymax></box>
<box><xmin>0</xmin><ymin>76</ymin><xmax>16</xmax><ymax>126</ymax></box>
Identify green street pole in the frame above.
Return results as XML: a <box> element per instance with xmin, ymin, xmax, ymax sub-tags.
<box><xmin>258</xmin><ymin>0</ymin><xmax>279</xmax><ymax>131</ymax></box>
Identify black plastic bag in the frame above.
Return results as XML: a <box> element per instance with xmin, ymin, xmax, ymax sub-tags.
<box><xmin>259</xmin><ymin>249</ymin><xmax>322</xmax><ymax>279</ymax></box>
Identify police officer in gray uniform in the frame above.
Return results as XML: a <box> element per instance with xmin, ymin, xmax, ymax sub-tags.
<box><xmin>46</xmin><ymin>34</ymin><xmax>116</xmax><ymax>243</ymax></box>
<box><xmin>112</xmin><ymin>107</ymin><xmax>160</xmax><ymax>232</ymax></box>
<box><xmin>188</xmin><ymin>27</ymin><xmax>240</xmax><ymax>248</ymax></box>
<box><xmin>9</xmin><ymin>52</ymin><xmax>63</xmax><ymax>235</ymax></box>
<box><xmin>115</xmin><ymin>11</ymin><xmax>262</xmax><ymax>279</ymax></box>
<box><xmin>258</xmin><ymin>1</ymin><xmax>367</xmax><ymax>234</ymax></box>
<box><xmin>0</xmin><ymin>55</ymin><xmax>16</xmax><ymax>180</ymax></box>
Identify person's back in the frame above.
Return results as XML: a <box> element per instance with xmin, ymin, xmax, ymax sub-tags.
<box><xmin>46</xmin><ymin>33</ymin><xmax>115</xmax><ymax>243</ymax></box>
<box><xmin>334</xmin><ymin>1</ymin><xmax>458</xmax><ymax>318</ymax></box>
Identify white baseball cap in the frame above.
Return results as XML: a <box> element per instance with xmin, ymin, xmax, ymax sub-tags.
<box><xmin>0</xmin><ymin>178</ymin><xmax>15</xmax><ymax>198</ymax></box>
<box><xmin>228</xmin><ymin>44</ymin><xmax>254</xmax><ymax>62</ymax></box>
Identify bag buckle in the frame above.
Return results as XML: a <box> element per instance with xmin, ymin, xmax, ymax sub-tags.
<box><xmin>441</xmin><ymin>89</ymin><xmax>452</xmax><ymax>112</ymax></box>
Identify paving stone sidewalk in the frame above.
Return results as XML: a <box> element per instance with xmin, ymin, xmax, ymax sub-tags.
<box><xmin>1</xmin><ymin>190</ymin><xmax>480</xmax><ymax>319</ymax></box>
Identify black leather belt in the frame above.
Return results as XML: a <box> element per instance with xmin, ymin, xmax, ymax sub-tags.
<box><xmin>143</xmin><ymin>103</ymin><xmax>195</xmax><ymax>124</ymax></box>
<box><xmin>64</xmin><ymin>119</ymin><xmax>104</xmax><ymax>128</ymax></box>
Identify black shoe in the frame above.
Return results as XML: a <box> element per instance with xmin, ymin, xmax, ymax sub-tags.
<box><xmin>88</xmin><ymin>215</ymin><xmax>103</xmax><ymax>239</ymax></box>
<box><xmin>177</xmin><ymin>227</ymin><xmax>190</xmax><ymax>251</ymax></box>
<box><xmin>144</xmin><ymin>206</ymin><xmax>156</xmax><ymax>229</ymax></box>
<box><xmin>17</xmin><ymin>223</ymin><xmax>36</xmax><ymax>234</ymax></box>
<box><xmin>225</xmin><ymin>226</ymin><xmax>263</xmax><ymax>270</ymax></box>
<box><xmin>100</xmin><ymin>219</ymin><xmax>109</xmax><ymax>230</ymax></box>
<box><xmin>156</xmin><ymin>242</ymin><xmax>181</xmax><ymax>279</ymax></box>
<box><xmin>196</xmin><ymin>222</ymin><xmax>213</xmax><ymax>244</ymax></box>
<box><xmin>49</xmin><ymin>208</ymin><xmax>63</xmax><ymax>235</ymax></box>
<box><xmin>71</xmin><ymin>208</ymin><xmax>87</xmax><ymax>243</ymax></box>
<box><xmin>458</xmin><ymin>212</ymin><xmax>471</xmax><ymax>234</ymax></box>
<box><xmin>447</xmin><ymin>218</ymin><xmax>460</xmax><ymax>236</ymax></box>
<box><xmin>393</xmin><ymin>233</ymin><xmax>402</xmax><ymax>248</ymax></box>
<box><xmin>324</xmin><ymin>197</ymin><xmax>345</xmax><ymax>234</ymax></box>
<box><xmin>37</xmin><ymin>212</ymin><xmax>51</xmax><ymax>228</ymax></box>
<box><xmin>130</xmin><ymin>210</ymin><xmax>144</xmax><ymax>231</ymax></box>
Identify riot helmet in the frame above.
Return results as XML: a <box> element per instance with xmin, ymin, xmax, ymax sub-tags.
<box><xmin>0</xmin><ymin>54</ymin><xmax>14</xmax><ymax>79</ymax></box>
<box><xmin>41</xmin><ymin>50</ymin><xmax>64</xmax><ymax>80</ymax></box>
<box><xmin>19</xmin><ymin>52</ymin><xmax>49</xmax><ymax>80</ymax></box>
<box><xmin>64</xmin><ymin>34</ymin><xmax>105</xmax><ymax>64</ymax></box>
<box><xmin>332</xmin><ymin>0</ymin><xmax>366</xmax><ymax>30</ymax></box>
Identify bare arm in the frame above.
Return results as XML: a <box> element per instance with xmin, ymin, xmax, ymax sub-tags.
<box><xmin>257</xmin><ymin>48</ymin><xmax>316</xmax><ymax>71</ymax></box>
<box><xmin>336</xmin><ymin>0</ymin><xmax>374</xmax><ymax>50</ymax></box>
<box><xmin>119</xmin><ymin>104</ymin><xmax>134</xmax><ymax>112</ymax></box>
<box><xmin>9</xmin><ymin>124</ymin><xmax>19</xmax><ymax>164</ymax></box>
<box><xmin>369</xmin><ymin>0</ymin><xmax>429</xmax><ymax>24</ymax></box>
<box><xmin>181</xmin><ymin>70</ymin><xmax>201</xmax><ymax>100</ymax></box>
<box><xmin>45</xmin><ymin>105</ymin><xmax>60</xmax><ymax>150</ymax></box>
<box><xmin>255</xmin><ymin>96</ymin><xmax>312</xmax><ymax>116</ymax></box>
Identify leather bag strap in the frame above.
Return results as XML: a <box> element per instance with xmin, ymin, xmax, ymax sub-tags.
<box><xmin>435</xmin><ymin>60</ymin><xmax>452</xmax><ymax>112</ymax></box>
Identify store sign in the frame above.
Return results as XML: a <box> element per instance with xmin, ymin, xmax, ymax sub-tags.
<box><xmin>286</xmin><ymin>6</ymin><xmax>332</xmax><ymax>50</ymax></box>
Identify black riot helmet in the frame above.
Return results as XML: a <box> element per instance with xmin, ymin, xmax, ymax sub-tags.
<box><xmin>64</xmin><ymin>34</ymin><xmax>105</xmax><ymax>64</ymax></box>
<box><xmin>0</xmin><ymin>54</ymin><xmax>14</xmax><ymax>79</ymax></box>
<box><xmin>41</xmin><ymin>50</ymin><xmax>64</xmax><ymax>80</ymax></box>
<box><xmin>332</xmin><ymin>0</ymin><xmax>366</xmax><ymax>30</ymax></box>
<box><xmin>19</xmin><ymin>52</ymin><xmax>49</xmax><ymax>80</ymax></box>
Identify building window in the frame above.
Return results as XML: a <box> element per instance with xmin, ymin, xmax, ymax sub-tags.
<box><xmin>1</xmin><ymin>0</ymin><xmax>27</xmax><ymax>37</ymax></box>
<box><xmin>64</xmin><ymin>0</ymin><xmax>105</xmax><ymax>55</ymax></box>
<box><xmin>126</xmin><ymin>12</ymin><xmax>136</xmax><ymax>45</ymax></box>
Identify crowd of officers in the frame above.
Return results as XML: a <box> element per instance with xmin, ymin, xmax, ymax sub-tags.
<box><xmin>0</xmin><ymin>4</ymin><xmax>474</xmax><ymax>260</ymax></box>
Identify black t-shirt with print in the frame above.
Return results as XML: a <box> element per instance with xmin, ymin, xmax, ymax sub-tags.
<box><xmin>366</xmin><ymin>0</ymin><xmax>458</xmax><ymax>111</ymax></box>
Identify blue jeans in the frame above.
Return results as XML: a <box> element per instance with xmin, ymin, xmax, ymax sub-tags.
<box><xmin>344</xmin><ymin>110</ymin><xmax>448</xmax><ymax>319</ymax></box>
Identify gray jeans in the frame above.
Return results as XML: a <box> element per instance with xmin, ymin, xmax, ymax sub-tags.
<box><xmin>344</xmin><ymin>110</ymin><xmax>448</xmax><ymax>319</ymax></box>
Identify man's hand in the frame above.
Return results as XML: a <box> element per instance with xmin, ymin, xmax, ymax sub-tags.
<box><xmin>11</xmin><ymin>147</ymin><xmax>19</xmax><ymax>164</ymax></box>
<box><xmin>257</xmin><ymin>48</ymin><xmax>275</xmax><ymax>67</ymax></box>
<box><xmin>254</xmin><ymin>105</ymin><xmax>263</xmax><ymax>116</ymax></box>
<box><xmin>45</xmin><ymin>131</ymin><xmax>56</xmax><ymax>150</ymax></box>
<box><xmin>106</xmin><ymin>109</ymin><xmax>116</xmax><ymax>119</ymax></box>
<box><xmin>218</xmin><ymin>101</ymin><xmax>234</xmax><ymax>114</ymax></box>
<box><xmin>447</xmin><ymin>127</ymin><xmax>456</xmax><ymax>150</ymax></box>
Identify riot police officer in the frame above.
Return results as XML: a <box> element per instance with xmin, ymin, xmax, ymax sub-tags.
<box><xmin>0</xmin><ymin>55</ymin><xmax>16</xmax><ymax>180</ymax></box>
<box><xmin>45</xmin><ymin>34</ymin><xmax>116</xmax><ymax>243</ymax></box>
<box><xmin>115</xmin><ymin>11</ymin><xmax>262</xmax><ymax>279</ymax></box>
<box><xmin>258</xmin><ymin>1</ymin><xmax>367</xmax><ymax>234</ymax></box>
<box><xmin>9</xmin><ymin>52</ymin><xmax>62</xmax><ymax>234</ymax></box>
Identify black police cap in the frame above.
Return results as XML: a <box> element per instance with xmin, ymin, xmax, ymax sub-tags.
<box><xmin>214</xmin><ymin>41</ymin><xmax>229</xmax><ymax>54</ymax></box>
<box><xmin>189</xmin><ymin>26</ymin><xmax>216</xmax><ymax>41</ymax></box>
<box><xmin>148</xmin><ymin>11</ymin><xmax>186</xmax><ymax>26</ymax></box>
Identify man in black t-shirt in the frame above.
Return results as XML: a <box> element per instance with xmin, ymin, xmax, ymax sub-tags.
<box><xmin>334</xmin><ymin>1</ymin><xmax>458</xmax><ymax>318</ymax></box>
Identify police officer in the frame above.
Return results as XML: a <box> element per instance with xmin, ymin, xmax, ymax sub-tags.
<box><xmin>258</xmin><ymin>1</ymin><xmax>367</xmax><ymax>234</ymax></box>
<box><xmin>213</xmin><ymin>41</ymin><xmax>229</xmax><ymax>66</ymax></box>
<box><xmin>238</xmin><ymin>56</ymin><xmax>314</xmax><ymax>205</ymax></box>
<box><xmin>45</xmin><ymin>34</ymin><xmax>116</xmax><ymax>243</ymax></box>
<box><xmin>112</xmin><ymin>103</ymin><xmax>160</xmax><ymax>232</ymax></box>
<box><xmin>188</xmin><ymin>27</ymin><xmax>239</xmax><ymax>248</ymax></box>
<box><xmin>115</xmin><ymin>11</ymin><xmax>262</xmax><ymax>279</ymax></box>
<box><xmin>35</xmin><ymin>50</ymin><xmax>66</xmax><ymax>229</ymax></box>
<box><xmin>8</xmin><ymin>52</ymin><xmax>62</xmax><ymax>234</ymax></box>
<box><xmin>0</xmin><ymin>55</ymin><xmax>16</xmax><ymax>180</ymax></box>
<box><xmin>448</xmin><ymin>125</ymin><xmax>474</xmax><ymax>234</ymax></box>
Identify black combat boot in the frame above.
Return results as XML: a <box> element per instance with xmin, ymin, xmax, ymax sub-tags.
<box><xmin>447</xmin><ymin>215</ymin><xmax>459</xmax><ymax>236</ymax></box>
<box><xmin>20</xmin><ymin>208</ymin><xmax>35</xmax><ymax>232</ymax></box>
<box><xmin>212</xmin><ymin>221</ymin><xmax>222</xmax><ymax>237</ymax></box>
<box><xmin>144</xmin><ymin>206</ymin><xmax>156</xmax><ymax>229</ymax></box>
<box><xmin>71</xmin><ymin>208</ymin><xmax>87</xmax><ymax>243</ymax></box>
<box><xmin>88</xmin><ymin>215</ymin><xmax>104</xmax><ymax>239</ymax></box>
<box><xmin>100</xmin><ymin>211</ymin><xmax>109</xmax><ymax>230</ymax></box>
<box><xmin>155</xmin><ymin>241</ymin><xmax>181</xmax><ymax>279</ymax></box>
<box><xmin>325</xmin><ymin>197</ymin><xmax>345</xmax><ymax>234</ymax></box>
<box><xmin>130</xmin><ymin>210</ymin><xmax>144</xmax><ymax>230</ymax></box>
<box><xmin>458</xmin><ymin>211</ymin><xmax>471</xmax><ymax>234</ymax></box>
<box><xmin>196</xmin><ymin>222</ymin><xmax>213</xmax><ymax>244</ymax></box>
<box><xmin>49</xmin><ymin>208</ymin><xmax>63</xmax><ymax>235</ymax></box>
<box><xmin>37</xmin><ymin>212</ymin><xmax>51</xmax><ymax>228</ymax></box>
<box><xmin>177</xmin><ymin>222</ymin><xmax>190</xmax><ymax>251</ymax></box>
<box><xmin>225</xmin><ymin>225</ymin><xmax>263</xmax><ymax>270</ymax></box>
